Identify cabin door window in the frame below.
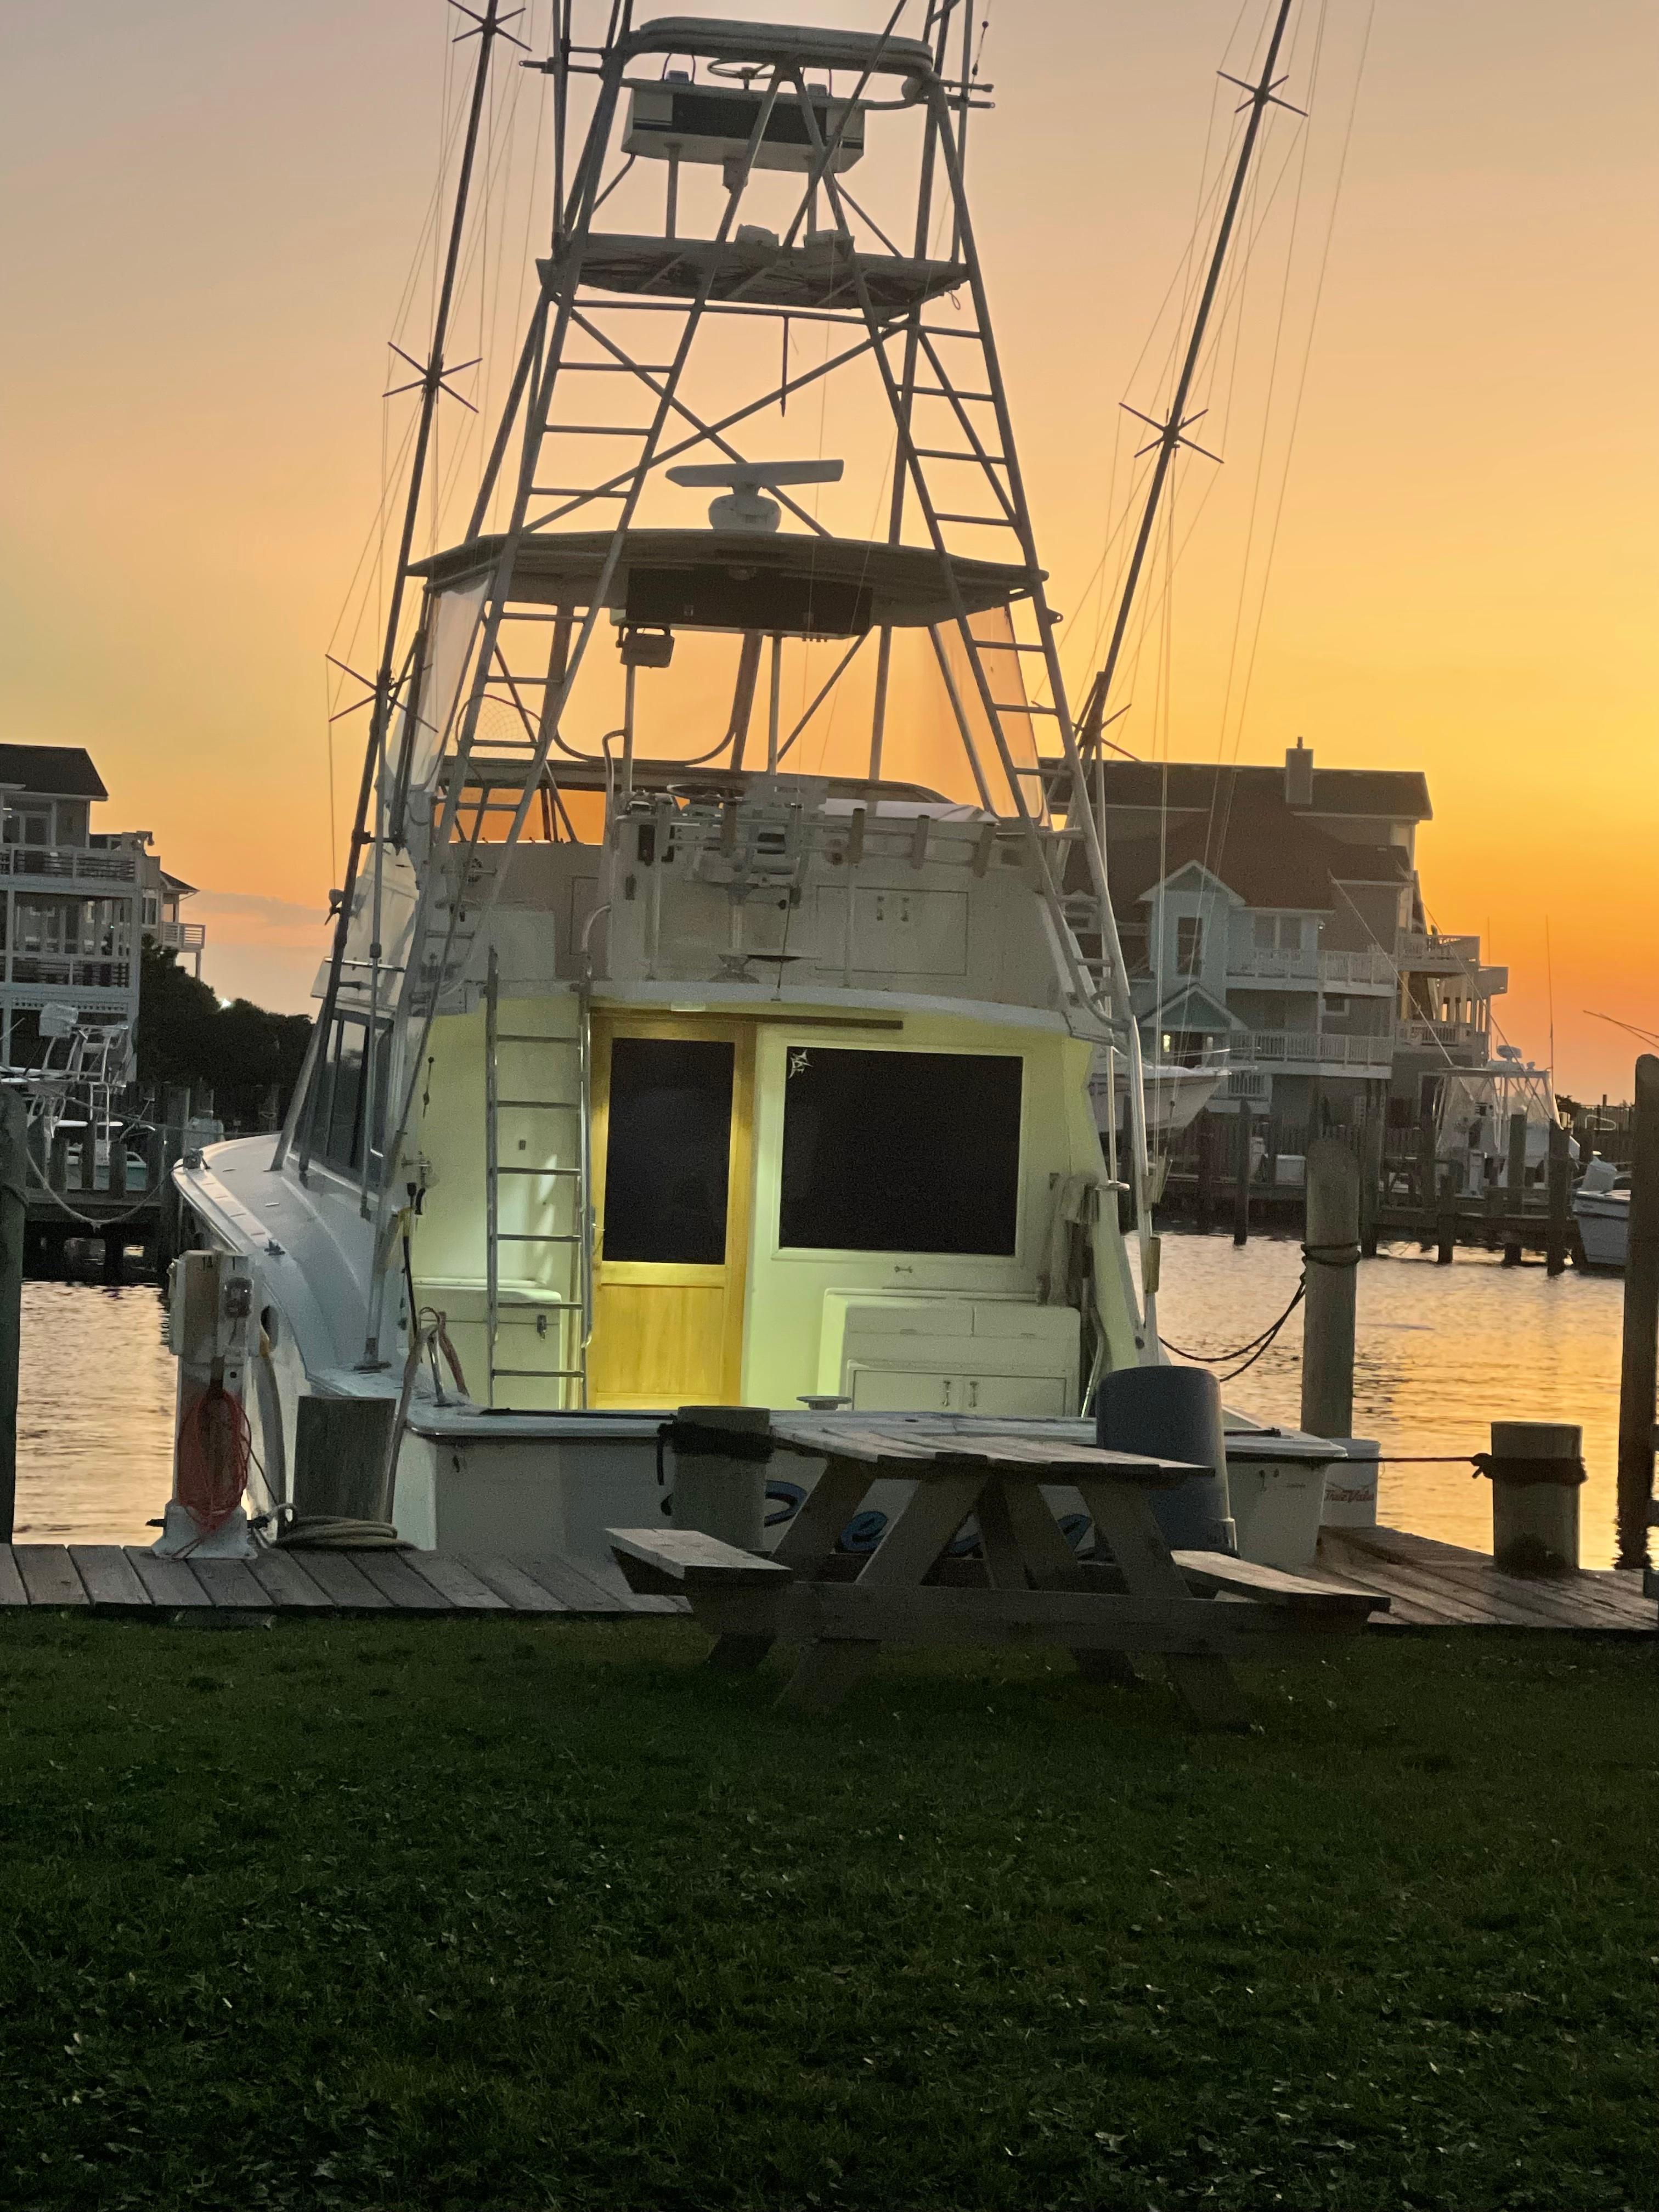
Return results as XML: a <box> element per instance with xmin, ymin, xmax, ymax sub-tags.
<box><xmin>588</xmin><ymin>1022</ymin><xmax>753</xmax><ymax>1408</ymax></box>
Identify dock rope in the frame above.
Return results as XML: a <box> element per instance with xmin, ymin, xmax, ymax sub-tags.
<box><xmin>1162</xmin><ymin>1240</ymin><xmax>1361</xmax><ymax>1381</ymax></box>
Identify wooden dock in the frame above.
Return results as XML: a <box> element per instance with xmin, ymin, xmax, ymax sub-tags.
<box><xmin>0</xmin><ymin>1544</ymin><xmax>684</xmax><ymax>1620</ymax></box>
<box><xmin>0</xmin><ymin>1530</ymin><xmax>1648</xmax><ymax>1635</ymax></box>
<box><xmin>1317</xmin><ymin>1526</ymin><xmax>1653</xmax><ymax>1633</ymax></box>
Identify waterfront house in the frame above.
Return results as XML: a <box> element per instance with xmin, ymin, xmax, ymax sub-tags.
<box><xmin>1098</xmin><ymin>742</ymin><xmax>1505</xmax><ymax>1130</ymax></box>
<box><xmin>0</xmin><ymin>743</ymin><xmax>206</xmax><ymax>1067</ymax></box>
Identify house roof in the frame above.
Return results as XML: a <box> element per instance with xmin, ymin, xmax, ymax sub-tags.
<box><xmin>160</xmin><ymin>870</ymin><xmax>198</xmax><ymax>898</ymax></box>
<box><xmin>1099</xmin><ymin>759</ymin><xmax>1432</xmax><ymax>823</ymax></box>
<box><xmin>1108</xmin><ymin>786</ymin><xmax>1412</xmax><ymax>914</ymax></box>
<box><xmin>0</xmin><ymin>745</ymin><xmax>107</xmax><ymax>802</ymax></box>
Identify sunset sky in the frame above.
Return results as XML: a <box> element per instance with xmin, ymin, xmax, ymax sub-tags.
<box><xmin>3</xmin><ymin>0</ymin><xmax>1655</xmax><ymax>1097</ymax></box>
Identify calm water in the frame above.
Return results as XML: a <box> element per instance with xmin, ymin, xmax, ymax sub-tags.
<box><xmin>9</xmin><ymin>1249</ymin><xmax>1630</xmax><ymax>1567</ymax></box>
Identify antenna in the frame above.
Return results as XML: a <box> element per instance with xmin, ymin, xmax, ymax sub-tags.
<box><xmin>1080</xmin><ymin>0</ymin><xmax>1303</xmax><ymax>757</ymax></box>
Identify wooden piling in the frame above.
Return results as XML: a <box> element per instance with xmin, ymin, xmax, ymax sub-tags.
<box><xmin>1545</xmin><ymin>1120</ymin><xmax>1570</xmax><ymax>1277</ymax></box>
<box><xmin>1436</xmin><ymin>1170</ymin><xmax>1456</xmax><ymax>1266</ymax></box>
<box><xmin>0</xmin><ymin>1093</ymin><xmax>23</xmax><ymax>1542</ymax></box>
<box><xmin>1301</xmin><ymin>1136</ymin><xmax>1359</xmax><ymax>1441</ymax></box>
<box><xmin>1358</xmin><ymin>1109</ymin><xmax>1382</xmax><ymax>1259</ymax></box>
<box><xmin>1195</xmin><ymin>1114</ymin><xmax>1216</xmax><ymax>1234</ymax></box>
<box><xmin>1615</xmin><ymin>1053</ymin><xmax>1659</xmax><ymax>1568</ymax></box>
<box><xmin>1502</xmin><ymin>1110</ymin><xmax>1527</xmax><ymax>1266</ymax></box>
<box><xmin>1232</xmin><ymin>1109</ymin><xmax>1251</xmax><ymax>1248</ymax></box>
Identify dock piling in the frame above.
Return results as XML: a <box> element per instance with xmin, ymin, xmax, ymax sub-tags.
<box><xmin>1502</xmin><ymin>1110</ymin><xmax>1527</xmax><ymax>1266</ymax></box>
<box><xmin>0</xmin><ymin>1093</ymin><xmax>22</xmax><ymax>1543</ymax></box>
<box><xmin>1615</xmin><ymin>1053</ymin><xmax>1659</xmax><ymax>1568</ymax></box>
<box><xmin>1232</xmin><ymin>1109</ymin><xmax>1251</xmax><ymax>1248</ymax></box>
<box><xmin>1301</xmin><ymin>1136</ymin><xmax>1359</xmax><ymax>1441</ymax></box>
<box><xmin>1545</xmin><ymin>1120</ymin><xmax>1570</xmax><ymax>1277</ymax></box>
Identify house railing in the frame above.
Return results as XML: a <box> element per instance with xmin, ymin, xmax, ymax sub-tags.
<box><xmin>0</xmin><ymin>845</ymin><xmax>142</xmax><ymax>887</ymax></box>
<box><xmin>1398</xmin><ymin>1018</ymin><xmax>1489</xmax><ymax>1054</ymax></box>
<box><xmin>7</xmin><ymin>954</ymin><xmax>134</xmax><ymax>990</ymax></box>
<box><xmin>1236</xmin><ymin>1030</ymin><xmax>1395</xmax><ymax>1072</ymax></box>
<box><xmin>159</xmin><ymin>921</ymin><xmax>206</xmax><ymax>952</ymax></box>
<box><xmin>1396</xmin><ymin>929</ymin><xmax>1480</xmax><ymax>974</ymax></box>
<box><xmin>1226</xmin><ymin>944</ymin><xmax>1397</xmax><ymax>988</ymax></box>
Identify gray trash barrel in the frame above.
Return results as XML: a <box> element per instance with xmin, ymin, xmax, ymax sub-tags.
<box><xmin>1096</xmin><ymin>1365</ymin><xmax>1236</xmax><ymax>1555</ymax></box>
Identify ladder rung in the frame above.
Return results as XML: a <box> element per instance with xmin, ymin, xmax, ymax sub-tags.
<box><xmin>561</xmin><ymin>361</ymin><xmax>676</xmax><ymax>373</ymax></box>
<box><xmin>495</xmin><ymin>1299</ymin><xmax>584</xmax><ymax>1312</ymax></box>
<box><xmin>492</xmin><ymin>1164</ymin><xmax>582</xmax><ymax>1176</ymax></box>
<box><xmin>491</xmin><ymin>1368</ymin><xmax>588</xmax><ymax>1380</ymax></box>
<box><xmin>934</xmin><ymin>512</ymin><xmax>1011</xmax><ymax>527</ymax></box>
<box><xmin>495</xmin><ymin>1231</ymin><xmax>584</xmax><ymax>1243</ymax></box>
<box><xmin>494</xmin><ymin>1032</ymin><xmax>569</xmax><ymax>1045</ymax></box>
<box><xmin>913</xmin><ymin>385</ymin><xmax>994</xmax><ymax>400</ymax></box>
<box><xmin>994</xmin><ymin>701</ymin><xmax>1060</xmax><ymax>714</ymax></box>
<box><xmin>529</xmin><ymin>486</ymin><xmax>628</xmax><ymax>498</ymax></box>
<box><xmin>552</xmin><ymin>424</ymin><xmax>655</xmax><ymax>436</ymax></box>
<box><xmin>496</xmin><ymin>1098</ymin><xmax>580</xmax><ymax>1109</ymax></box>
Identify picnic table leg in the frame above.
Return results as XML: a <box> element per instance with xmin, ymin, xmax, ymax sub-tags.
<box><xmin>707</xmin><ymin>1456</ymin><xmax>872</xmax><ymax>1672</ymax></box>
<box><xmin>1076</xmin><ymin>1480</ymin><xmax>1251</xmax><ymax>1731</ymax></box>
<box><xmin>780</xmin><ymin>1471</ymin><xmax>986</xmax><ymax>1713</ymax></box>
<box><xmin>993</xmin><ymin>1481</ymin><xmax>1139</xmax><ymax>1689</ymax></box>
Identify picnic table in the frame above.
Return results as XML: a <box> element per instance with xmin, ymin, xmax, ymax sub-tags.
<box><xmin>608</xmin><ymin>1413</ymin><xmax>1386</xmax><ymax>1729</ymax></box>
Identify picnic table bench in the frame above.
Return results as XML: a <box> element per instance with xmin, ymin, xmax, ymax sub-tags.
<box><xmin>608</xmin><ymin>1413</ymin><xmax>1386</xmax><ymax>1728</ymax></box>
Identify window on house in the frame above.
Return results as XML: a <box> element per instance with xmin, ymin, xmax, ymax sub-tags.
<box><xmin>1176</xmin><ymin>916</ymin><xmax>1204</xmax><ymax>975</ymax></box>
<box><xmin>1252</xmin><ymin>915</ymin><xmax>1276</xmax><ymax>951</ymax></box>
<box><xmin>1324</xmin><ymin>994</ymin><xmax>1349</xmax><ymax>1018</ymax></box>
<box><xmin>4</xmin><ymin>809</ymin><xmax>50</xmax><ymax>848</ymax></box>
<box><xmin>53</xmin><ymin>804</ymin><xmax>85</xmax><ymax>847</ymax></box>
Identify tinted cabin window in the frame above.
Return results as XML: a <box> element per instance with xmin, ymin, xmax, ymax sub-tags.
<box><xmin>602</xmin><ymin>1037</ymin><xmax>734</xmax><ymax>1265</ymax></box>
<box><xmin>780</xmin><ymin>1048</ymin><xmax>1022</xmax><ymax>1255</ymax></box>
<box><xmin>324</xmin><ymin>1020</ymin><xmax>366</xmax><ymax>1169</ymax></box>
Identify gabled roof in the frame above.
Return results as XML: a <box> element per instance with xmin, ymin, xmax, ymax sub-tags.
<box><xmin>1108</xmin><ymin>786</ymin><xmax>1411</xmax><ymax>915</ymax></box>
<box><xmin>1144</xmin><ymin>981</ymin><xmax>1244</xmax><ymax>1034</ymax></box>
<box><xmin>1138</xmin><ymin>859</ymin><xmax>1243</xmax><ymax>908</ymax></box>
<box><xmin>0</xmin><ymin>745</ymin><xmax>106</xmax><ymax>802</ymax></box>
<box><xmin>1099</xmin><ymin>759</ymin><xmax>1432</xmax><ymax>823</ymax></box>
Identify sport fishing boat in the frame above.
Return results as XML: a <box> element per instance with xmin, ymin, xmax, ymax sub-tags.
<box><xmin>172</xmin><ymin>5</ymin><xmax>1195</xmax><ymax>1560</ymax></box>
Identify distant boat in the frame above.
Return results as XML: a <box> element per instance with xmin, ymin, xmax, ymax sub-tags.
<box><xmin>1573</xmin><ymin>1156</ymin><xmax>1628</xmax><ymax>1271</ymax></box>
<box><xmin>1090</xmin><ymin>1049</ymin><xmax>1225</xmax><ymax>1138</ymax></box>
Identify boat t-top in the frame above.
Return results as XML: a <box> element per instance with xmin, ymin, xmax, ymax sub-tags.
<box><xmin>176</xmin><ymin>5</ymin><xmax>1186</xmax><ymax>1560</ymax></box>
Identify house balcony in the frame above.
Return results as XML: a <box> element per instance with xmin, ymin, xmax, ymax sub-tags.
<box><xmin>1398</xmin><ymin>1018</ymin><xmax>1490</xmax><ymax>1058</ymax></box>
<box><xmin>157</xmin><ymin>921</ymin><xmax>206</xmax><ymax>953</ymax></box>
<box><xmin>1396</xmin><ymin>929</ymin><xmax>1479</xmax><ymax>975</ymax></box>
<box><xmin>6</xmin><ymin>953</ymin><xmax>134</xmax><ymax>993</ymax></box>
<box><xmin>1235</xmin><ymin>1029</ymin><xmax>1395</xmax><ymax>1077</ymax></box>
<box><xmin>1227</xmin><ymin>945</ymin><xmax>1396</xmax><ymax>992</ymax></box>
<box><xmin>0</xmin><ymin>845</ymin><xmax>142</xmax><ymax>889</ymax></box>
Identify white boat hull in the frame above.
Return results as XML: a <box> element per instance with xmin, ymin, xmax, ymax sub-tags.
<box><xmin>1573</xmin><ymin>1189</ymin><xmax>1628</xmax><ymax>1271</ymax></box>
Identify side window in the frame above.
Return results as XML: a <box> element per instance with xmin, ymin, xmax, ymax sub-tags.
<box><xmin>1252</xmin><ymin>915</ymin><xmax>1275</xmax><ymax>950</ymax></box>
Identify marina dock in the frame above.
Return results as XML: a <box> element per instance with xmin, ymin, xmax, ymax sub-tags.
<box><xmin>1</xmin><ymin>1531</ymin><xmax>1647</xmax><ymax>1636</ymax></box>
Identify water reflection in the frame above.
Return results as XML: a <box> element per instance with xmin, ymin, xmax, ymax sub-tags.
<box><xmin>1157</xmin><ymin>1231</ymin><xmax>1626</xmax><ymax>1567</ymax></box>
<box><xmin>7</xmin><ymin>1251</ymin><xmax>1630</xmax><ymax>1568</ymax></box>
<box><xmin>13</xmin><ymin>1284</ymin><xmax>176</xmax><ymax>1547</ymax></box>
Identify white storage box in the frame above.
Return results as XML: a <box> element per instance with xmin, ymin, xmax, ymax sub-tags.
<box><xmin>1223</xmin><ymin>1426</ymin><xmax>1347</xmax><ymax>1570</ymax></box>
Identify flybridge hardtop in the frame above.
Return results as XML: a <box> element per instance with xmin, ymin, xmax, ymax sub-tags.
<box><xmin>405</xmin><ymin>531</ymin><xmax>1043</xmax><ymax>631</ymax></box>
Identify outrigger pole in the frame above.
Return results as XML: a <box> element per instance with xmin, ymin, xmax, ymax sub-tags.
<box><xmin>1076</xmin><ymin>0</ymin><xmax>1302</xmax><ymax>756</ymax></box>
<box><xmin>287</xmin><ymin>0</ymin><xmax>528</xmax><ymax>1184</ymax></box>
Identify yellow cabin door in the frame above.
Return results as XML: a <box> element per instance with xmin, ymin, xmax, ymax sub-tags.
<box><xmin>587</xmin><ymin>1019</ymin><xmax>754</xmax><ymax>1408</ymax></box>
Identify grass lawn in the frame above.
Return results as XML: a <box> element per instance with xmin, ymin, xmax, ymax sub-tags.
<box><xmin>0</xmin><ymin>1612</ymin><xmax>1651</xmax><ymax>2211</ymax></box>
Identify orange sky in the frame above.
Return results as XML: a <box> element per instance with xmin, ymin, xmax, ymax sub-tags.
<box><xmin>3</xmin><ymin>1</ymin><xmax>1655</xmax><ymax>1097</ymax></box>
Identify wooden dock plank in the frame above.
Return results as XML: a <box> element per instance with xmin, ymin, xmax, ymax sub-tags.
<box><xmin>347</xmin><ymin>1550</ymin><xmax>451</xmax><ymax>1612</ymax></box>
<box><xmin>282</xmin><ymin>1549</ymin><xmax>392</xmax><ymax>1610</ymax></box>
<box><xmin>125</xmin><ymin>1550</ymin><xmax>213</xmax><ymax>1609</ymax></box>
<box><xmin>1321</xmin><ymin>1529</ymin><xmax>1654</xmax><ymax>1634</ymax></box>
<box><xmin>189</xmin><ymin>1559</ymin><xmax>273</xmax><ymax>1611</ymax></box>
<box><xmin>71</xmin><ymin>1546</ymin><xmax>150</xmax><ymax>1609</ymax></box>
<box><xmin>400</xmin><ymin>1553</ymin><xmax>509</xmax><ymax>1611</ymax></box>
<box><xmin>15</xmin><ymin>1547</ymin><xmax>89</xmax><ymax>1607</ymax></box>
<box><xmin>458</xmin><ymin>1554</ymin><xmax>570</xmax><ymax>1614</ymax></box>
<box><xmin>518</xmin><ymin>1553</ymin><xmax>637</xmax><ymax>1614</ymax></box>
<box><xmin>246</xmin><ymin>1549</ymin><xmax>334</xmax><ymax>1610</ymax></box>
<box><xmin>0</xmin><ymin>1547</ymin><xmax>27</xmax><ymax>1608</ymax></box>
<box><xmin>532</xmin><ymin>1551</ymin><xmax>683</xmax><ymax>1616</ymax></box>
